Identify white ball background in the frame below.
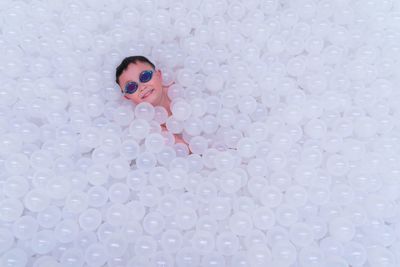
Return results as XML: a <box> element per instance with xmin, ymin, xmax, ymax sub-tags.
<box><xmin>1</xmin><ymin>0</ymin><xmax>400</xmax><ymax>266</ymax></box>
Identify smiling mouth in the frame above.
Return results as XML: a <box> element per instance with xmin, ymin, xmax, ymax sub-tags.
<box><xmin>141</xmin><ymin>88</ymin><xmax>155</xmax><ymax>99</ymax></box>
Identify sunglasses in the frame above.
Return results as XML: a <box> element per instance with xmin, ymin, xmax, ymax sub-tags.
<box><xmin>123</xmin><ymin>70</ymin><xmax>154</xmax><ymax>94</ymax></box>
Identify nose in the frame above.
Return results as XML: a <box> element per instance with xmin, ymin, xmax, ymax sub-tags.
<box><xmin>138</xmin><ymin>83</ymin><xmax>148</xmax><ymax>92</ymax></box>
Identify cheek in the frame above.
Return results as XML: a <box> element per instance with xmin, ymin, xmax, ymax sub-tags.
<box><xmin>126</xmin><ymin>93</ymin><xmax>142</xmax><ymax>104</ymax></box>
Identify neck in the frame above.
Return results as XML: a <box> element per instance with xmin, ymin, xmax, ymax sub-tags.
<box><xmin>159</xmin><ymin>86</ymin><xmax>172</xmax><ymax>116</ymax></box>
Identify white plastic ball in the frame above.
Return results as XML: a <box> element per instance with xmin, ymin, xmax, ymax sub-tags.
<box><xmin>31</xmin><ymin>230</ymin><xmax>56</xmax><ymax>254</ymax></box>
<box><xmin>192</xmin><ymin>230</ymin><xmax>215</xmax><ymax>254</ymax></box>
<box><xmin>23</xmin><ymin>189</ymin><xmax>49</xmax><ymax>213</ymax></box>
<box><xmin>271</xmin><ymin>241</ymin><xmax>297</xmax><ymax>266</ymax></box>
<box><xmin>129</xmin><ymin>119</ymin><xmax>150</xmax><ymax>140</ymax></box>
<box><xmin>3</xmin><ymin>176</ymin><xmax>29</xmax><ymax>198</ymax></box>
<box><xmin>175</xmin><ymin>247</ymin><xmax>200</xmax><ymax>267</ymax></box>
<box><xmin>37</xmin><ymin>205</ymin><xmax>61</xmax><ymax>229</ymax></box>
<box><xmin>105</xmin><ymin>204</ymin><xmax>129</xmax><ymax>226</ymax></box>
<box><xmin>342</xmin><ymin>242</ymin><xmax>367</xmax><ymax>267</ymax></box>
<box><xmin>145</xmin><ymin>133</ymin><xmax>165</xmax><ymax>153</ymax></box>
<box><xmin>54</xmin><ymin>219</ymin><xmax>79</xmax><ymax>244</ymax></box>
<box><xmin>84</xmin><ymin>243</ymin><xmax>108</xmax><ymax>267</ymax></box>
<box><xmin>135</xmin><ymin>102</ymin><xmax>155</xmax><ymax>121</ymax></box>
<box><xmin>329</xmin><ymin>217</ymin><xmax>355</xmax><ymax>242</ymax></box>
<box><xmin>247</xmin><ymin>244</ymin><xmax>272</xmax><ymax>267</ymax></box>
<box><xmin>134</xmin><ymin>236</ymin><xmax>157</xmax><ymax>258</ymax></box>
<box><xmin>171</xmin><ymin>99</ymin><xmax>192</xmax><ymax>121</ymax></box>
<box><xmin>1</xmin><ymin>248</ymin><xmax>28</xmax><ymax>267</ymax></box>
<box><xmin>252</xmin><ymin>207</ymin><xmax>276</xmax><ymax>230</ymax></box>
<box><xmin>87</xmin><ymin>186</ymin><xmax>108</xmax><ymax>208</ymax></box>
<box><xmin>79</xmin><ymin>208</ymin><xmax>102</xmax><ymax>231</ymax></box>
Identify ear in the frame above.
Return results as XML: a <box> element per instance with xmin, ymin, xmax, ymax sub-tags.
<box><xmin>157</xmin><ymin>69</ymin><xmax>162</xmax><ymax>80</ymax></box>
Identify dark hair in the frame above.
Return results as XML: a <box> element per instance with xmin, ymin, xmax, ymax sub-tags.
<box><xmin>115</xmin><ymin>56</ymin><xmax>156</xmax><ymax>85</ymax></box>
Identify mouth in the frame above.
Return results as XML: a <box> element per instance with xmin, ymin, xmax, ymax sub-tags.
<box><xmin>141</xmin><ymin>88</ymin><xmax>155</xmax><ymax>99</ymax></box>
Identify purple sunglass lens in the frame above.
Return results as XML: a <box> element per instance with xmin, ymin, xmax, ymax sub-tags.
<box><xmin>125</xmin><ymin>82</ymin><xmax>138</xmax><ymax>94</ymax></box>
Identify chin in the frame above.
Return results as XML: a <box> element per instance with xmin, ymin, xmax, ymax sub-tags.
<box><xmin>142</xmin><ymin>91</ymin><xmax>161</xmax><ymax>105</ymax></box>
<box><xmin>141</xmin><ymin>95</ymin><xmax>159</xmax><ymax>106</ymax></box>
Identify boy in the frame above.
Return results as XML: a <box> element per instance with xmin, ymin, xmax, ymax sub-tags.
<box><xmin>115</xmin><ymin>56</ymin><xmax>188</xmax><ymax>150</ymax></box>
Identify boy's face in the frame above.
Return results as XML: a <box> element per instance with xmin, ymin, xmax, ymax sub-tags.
<box><xmin>118</xmin><ymin>62</ymin><xmax>163</xmax><ymax>105</ymax></box>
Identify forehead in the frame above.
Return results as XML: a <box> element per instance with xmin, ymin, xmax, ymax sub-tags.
<box><xmin>119</xmin><ymin>62</ymin><xmax>153</xmax><ymax>82</ymax></box>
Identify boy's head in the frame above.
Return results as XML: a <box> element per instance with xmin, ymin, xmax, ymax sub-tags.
<box><xmin>116</xmin><ymin>56</ymin><xmax>164</xmax><ymax>105</ymax></box>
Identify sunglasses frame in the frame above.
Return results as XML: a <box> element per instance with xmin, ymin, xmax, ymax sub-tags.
<box><xmin>123</xmin><ymin>69</ymin><xmax>154</xmax><ymax>95</ymax></box>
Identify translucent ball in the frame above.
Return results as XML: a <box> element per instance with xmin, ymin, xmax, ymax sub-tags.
<box><xmin>87</xmin><ymin>186</ymin><xmax>109</xmax><ymax>208</ymax></box>
<box><xmin>175</xmin><ymin>207</ymin><xmax>198</xmax><ymax>230</ymax></box>
<box><xmin>97</xmin><ymin>223</ymin><xmax>119</xmax><ymax>244</ymax></box>
<box><xmin>105</xmin><ymin>204</ymin><xmax>129</xmax><ymax>226</ymax></box>
<box><xmin>37</xmin><ymin>205</ymin><xmax>61</xmax><ymax>228</ymax></box>
<box><xmin>30</xmin><ymin>230</ymin><xmax>56</xmax><ymax>254</ymax></box>
<box><xmin>104</xmin><ymin>233</ymin><xmax>128</xmax><ymax>258</ymax></box>
<box><xmin>166</xmin><ymin>116</ymin><xmax>183</xmax><ymax>133</ymax></box>
<box><xmin>32</xmin><ymin>255</ymin><xmax>61</xmax><ymax>267</ymax></box>
<box><xmin>121</xmin><ymin>221</ymin><xmax>143</xmax><ymax>244</ymax></box>
<box><xmin>259</xmin><ymin>185</ymin><xmax>283</xmax><ymax>208</ymax></box>
<box><xmin>285</xmin><ymin>185</ymin><xmax>308</xmax><ymax>207</ymax></box>
<box><xmin>153</xmin><ymin>106</ymin><xmax>168</xmax><ymax>124</ymax></box>
<box><xmin>108</xmin><ymin>182</ymin><xmax>130</xmax><ymax>204</ymax></box>
<box><xmin>271</xmin><ymin>241</ymin><xmax>297</xmax><ymax>266</ymax></box>
<box><xmin>192</xmin><ymin>230</ymin><xmax>215</xmax><ymax>254</ymax></box>
<box><xmin>187</xmin><ymin>154</ymin><xmax>204</xmax><ymax>172</ymax></box>
<box><xmin>135</xmin><ymin>102</ymin><xmax>155</xmax><ymax>121</ymax></box>
<box><xmin>161</xmin><ymin>229</ymin><xmax>183</xmax><ymax>253</ymax></box>
<box><xmin>145</xmin><ymin>133</ymin><xmax>165</xmax><ymax>153</ymax></box>
<box><xmin>84</xmin><ymin>243</ymin><xmax>108</xmax><ymax>267</ymax></box>
<box><xmin>304</xmin><ymin>119</ymin><xmax>327</xmax><ymax>139</ymax></box>
<box><xmin>229</xmin><ymin>212</ymin><xmax>253</xmax><ymax>236</ymax></box>
<box><xmin>209</xmin><ymin>197</ymin><xmax>231</xmax><ymax>221</ymax></box>
<box><xmin>138</xmin><ymin>186</ymin><xmax>161</xmax><ymax>207</ymax></box>
<box><xmin>188</xmin><ymin>99</ymin><xmax>207</xmax><ymax>119</ymax></box>
<box><xmin>23</xmin><ymin>189</ymin><xmax>49</xmax><ymax>213</ymax></box>
<box><xmin>214</xmin><ymin>151</ymin><xmax>235</xmax><ymax>171</ymax></box>
<box><xmin>45</xmin><ymin>177</ymin><xmax>71</xmax><ymax>200</ymax></box>
<box><xmin>276</xmin><ymin>205</ymin><xmax>299</xmax><ymax>227</ymax></box>
<box><xmin>217</xmin><ymin>171</ymin><xmax>241</xmax><ymax>193</ymax></box>
<box><xmin>0</xmin><ymin>228</ymin><xmax>13</xmax><ymax>254</ymax></box>
<box><xmin>1</xmin><ymin>248</ymin><xmax>27</xmax><ymax>267</ymax></box>
<box><xmin>12</xmin><ymin>216</ymin><xmax>38</xmax><ymax>241</ymax></box>
<box><xmin>247</xmin><ymin>244</ymin><xmax>272</xmax><ymax>267</ymax></box>
<box><xmin>3</xmin><ymin>176</ymin><xmax>29</xmax><ymax>198</ymax></box>
<box><xmin>75</xmin><ymin>230</ymin><xmax>97</xmax><ymax>251</ymax></box>
<box><xmin>171</xmin><ymin>99</ymin><xmax>192</xmax><ymax>121</ymax></box>
<box><xmin>60</xmin><ymin>248</ymin><xmax>84</xmax><ymax>267</ymax></box>
<box><xmin>217</xmin><ymin>108</ymin><xmax>236</xmax><ymax>127</ymax></box>
<box><xmin>5</xmin><ymin>153</ymin><xmax>30</xmax><ymax>175</ymax></box>
<box><xmin>289</xmin><ymin>222</ymin><xmax>315</xmax><ymax>247</ymax></box>
<box><xmin>65</xmin><ymin>191</ymin><xmax>88</xmax><ymax>213</ymax></box>
<box><xmin>343</xmin><ymin>242</ymin><xmax>367</xmax><ymax>267</ymax></box>
<box><xmin>320</xmin><ymin>237</ymin><xmax>343</xmax><ymax>258</ymax></box>
<box><xmin>253</xmin><ymin>207</ymin><xmax>276</xmax><ymax>230</ymax></box>
<box><xmin>329</xmin><ymin>217</ymin><xmax>355</xmax><ymax>242</ymax></box>
<box><xmin>99</xmin><ymin>129</ymin><xmax>121</xmax><ymax>151</ymax></box>
<box><xmin>175</xmin><ymin>247</ymin><xmax>200</xmax><ymax>267</ymax></box>
<box><xmin>136</xmin><ymin>152</ymin><xmax>157</xmax><ymax>171</ymax></box>
<box><xmin>79</xmin><ymin>208</ymin><xmax>102</xmax><ymax>231</ymax></box>
<box><xmin>143</xmin><ymin>212</ymin><xmax>165</xmax><ymax>235</ymax></box>
<box><xmin>167</xmin><ymin>84</ymin><xmax>185</xmax><ymax>100</ymax></box>
<box><xmin>196</xmin><ymin>215</ymin><xmax>218</xmax><ymax>234</ymax></box>
<box><xmin>134</xmin><ymin>236</ymin><xmax>157</xmax><ymax>258</ymax></box>
<box><xmin>298</xmin><ymin>246</ymin><xmax>325</xmax><ymax>267</ymax></box>
<box><xmin>129</xmin><ymin>119</ymin><xmax>150</xmax><ymax>140</ymax></box>
<box><xmin>54</xmin><ymin>219</ymin><xmax>79</xmax><ymax>244</ymax></box>
<box><xmin>119</xmin><ymin>139</ymin><xmax>140</xmax><ymax>160</ymax></box>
